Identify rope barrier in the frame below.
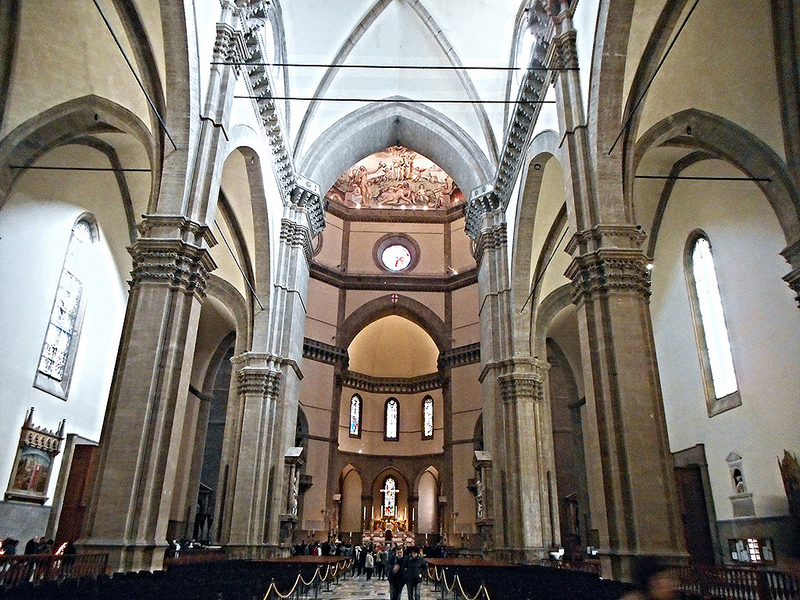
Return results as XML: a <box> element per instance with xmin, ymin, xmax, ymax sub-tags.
<box><xmin>429</xmin><ymin>564</ymin><xmax>491</xmax><ymax>600</ymax></box>
<box><xmin>258</xmin><ymin>558</ymin><xmax>354</xmax><ymax>600</ymax></box>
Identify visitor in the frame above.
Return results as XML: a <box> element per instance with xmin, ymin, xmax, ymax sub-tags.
<box><xmin>365</xmin><ymin>549</ymin><xmax>375</xmax><ymax>580</ymax></box>
<box><xmin>387</xmin><ymin>546</ymin><xmax>405</xmax><ymax>600</ymax></box>
<box><xmin>402</xmin><ymin>546</ymin><xmax>426</xmax><ymax>600</ymax></box>
<box><xmin>620</xmin><ymin>557</ymin><xmax>679</xmax><ymax>600</ymax></box>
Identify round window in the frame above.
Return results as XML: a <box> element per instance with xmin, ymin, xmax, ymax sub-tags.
<box><xmin>381</xmin><ymin>244</ymin><xmax>412</xmax><ymax>271</ymax></box>
<box><xmin>373</xmin><ymin>234</ymin><xmax>419</xmax><ymax>273</ymax></box>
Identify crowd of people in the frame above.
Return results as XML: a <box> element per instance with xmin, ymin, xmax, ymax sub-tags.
<box><xmin>0</xmin><ymin>536</ymin><xmax>76</xmax><ymax>556</ymax></box>
<box><xmin>292</xmin><ymin>539</ymin><xmax>447</xmax><ymax>600</ymax></box>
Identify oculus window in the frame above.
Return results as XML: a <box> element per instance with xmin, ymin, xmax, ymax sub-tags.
<box><xmin>374</xmin><ymin>233</ymin><xmax>420</xmax><ymax>273</ymax></box>
<box><xmin>685</xmin><ymin>231</ymin><xmax>740</xmax><ymax>416</ymax></box>
<box><xmin>34</xmin><ymin>216</ymin><xmax>97</xmax><ymax>400</ymax></box>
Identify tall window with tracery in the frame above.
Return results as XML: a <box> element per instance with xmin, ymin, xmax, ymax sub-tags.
<box><xmin>35</xmin><ymin>217</ymin><xmax>96</xmax><ymax>400</ymax></box>
<box><xmin>382</xmin><ymin>476</ymin><xmax>397</xmax><ymax>517</ymax></box>
<box><xmin>685</xmin><ymin>231</ymin><xmax>741</xmax><ymax>416</ymax></box>
<box><xmin>349</xmin><ymin>394</ymin><xmax>362</xmax><ymax>437</ymax></box>
<box><xmin>385</xmin><ymin>397</ymin><xmax>399</xmax><ymax>440</ymax></box>
<box><xmin>422</xmin><ymin>396</ymin><xmax>434</xmax><ymax>439</ymax></box>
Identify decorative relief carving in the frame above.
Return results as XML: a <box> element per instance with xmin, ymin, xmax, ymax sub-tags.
<box><xmin>566</xmin><ymin>250</ymin><xmax>651</xmax><ymax>304</ymax></box>
<box><xmin>782</xmin><ymin>267</ymin><xmax>800</xmax><ymax>308</ymax></box>
<box><xmin>237</xmin><ymin>367</ymin><xmax>282</xmax><ymax>398</ymax></box>
<box><xmin>213</xmin><ymin>22</ymin><xmax>245</xmax><ymax>65</ymax></box>
<box><xmin>129</xmin><ymin>240</ymin><xmax>217</xmax><ymax>297</ymax></box>
<box><xmin>342</xmin><ymin>371</ymin><xmax>442</xmax><ymax>395</ymax></box>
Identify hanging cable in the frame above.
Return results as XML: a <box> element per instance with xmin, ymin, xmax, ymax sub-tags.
<box><xmin>213</xmin><ymin>220</ymin><xmax>264</xmax><ymax>310</ymax></box>
<box><xmin>519</xmin><ymin>226</ymin><xmax>570</xmax><ymax>314</ymax></box>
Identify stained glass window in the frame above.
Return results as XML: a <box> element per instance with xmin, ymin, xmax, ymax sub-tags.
<box><xmin>37</xmin><ymin>219</ymin><xmax>94</xmax><ymax>383</ymax></box>
<box><xmin>422</xmin><ymin>396</ymin><xmax>434</xmax><ymax>439</ymax></box>
<box><xmin>349</xmin><ymin>394</ymin><xmax>361</xmax><ymax>437</ymax></box>
<box><xmin>385</xmin><ymin>398</ymin><xmax>399</xmax><ymax>440</ymax></box>
<box><xmin>381</xmin><ymin>244</ymin><xmax>412</xmax><ymax>271</ymax></box>
<box><xmin>691</xmin><ymin>236</ymin><xmax>738</xmax><ymax>399</ymax></box>
<box><xmin>382</xmin><ymin>476</ymin><xmax>397</xmax><ymax>517</ymax></box>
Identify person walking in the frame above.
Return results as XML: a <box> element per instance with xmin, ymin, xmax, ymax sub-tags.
<box><xmin>387</xmin><ymin>546</ymin><xmax>405</xmax><ymax>600</ymax></box>
<box><xmin>365</xmin><ymin>549</ymin><xmax>375</xmax><ymax>580</ymax></box>
<box><xmin>402</xmin><ymin>546</ymin><xmax>426</xmax><ymax>600</ymax></box>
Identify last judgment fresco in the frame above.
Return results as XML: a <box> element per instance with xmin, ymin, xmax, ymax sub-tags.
<box><xmin>325</xmin><ymin>146</ymin><xmax>463</xmax><ymax>210</ymax></box>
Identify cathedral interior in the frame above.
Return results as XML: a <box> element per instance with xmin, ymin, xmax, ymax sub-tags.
<box><xmin>0</xmin><ymin>0</ymin><xmax>799</xmax><ymax>583</ymax></box>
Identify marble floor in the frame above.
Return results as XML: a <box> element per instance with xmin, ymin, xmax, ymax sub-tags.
<box><xmin>319</xmin><ymin>573</ymin><xmax>438</xmax><ymax>599</ymax></box>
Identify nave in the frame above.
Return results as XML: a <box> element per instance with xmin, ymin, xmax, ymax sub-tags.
<box><xmin>320</xmin><ymin>573</ymin><xmax>437</xmax><ymax>600</ymax></box>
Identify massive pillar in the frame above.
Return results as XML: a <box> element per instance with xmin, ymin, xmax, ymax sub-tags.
<box><xmin>550</xmin><ymin>8</ymin><xmax>686</xmax><ymax>580</ymax></box>
<box><xmin>469</xmin><ymin>205</ymin><xmax>557</xmax><ymax>562</ymax></box>
<box><xmin>223</xmin><ymin>180</ymin><xmax>322</xmax><ymax>557</ymax></box>
<box><xmin>80</xmin><ymin>4</ymin><xmax>247</xmax><ymax>571</ymax></box>
<box><xmin>80</xmin><ymin>219</ymin><xmax>216</xmax><ymax>572</ymax></box>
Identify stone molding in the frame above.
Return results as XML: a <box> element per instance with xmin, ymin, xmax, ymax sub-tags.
<box><xmin>474</xmin><ymin>220</ymin><xmax>507</xmax><ymax>266</ymax></box>
<box><xmin>129</xmin><ymin>238</ymin><xmax>217</xmax><ymax>297</ymax></box>
<box><xmin>137</xmin><ymin>214</ymin><xmax>218</xmax><ymax>247</ymax></box>
<box><xmin>780</xmin><ymin>238</ymin><xmax>800</xmax><ymax>307</ymax></box>
<box><xmin>565</xmin><ymin>224</ymin><xmax>647</xmax><ymax>255</ymax></box>
<box><xmin>303</xmin><ymin>338</ymin><xmax>349</xmax><ymax>369</ymax></box>
<box><xmin>464</xmin><ymin>3</ymin><xmax>552</xmax><ymax>240</ymax></box>
<box><xmin>566</xmin><ymin>249</ymin><xmax>651</xmax><ymax>304</ymax></box>
<box><xmin>438</xmin><ymin>343</ymin><xmax>481</xmax><ymax>370</ymax></box>
<box><xmin>235</xmin><ymin>365</ymin><xmax>282</xmax><ymax>399</ymax></box>
<box><xmin>340</xmin><ymin>371</ymin><xmax>442</xmax><ymax>395</ymax></box>
<box><xmin>783</xmin><ymin>267</ymin><xmax>800</xmax><ymax>307</ymax></box>
<box><xmin>496</xmin><ymin>358</ymin><xmax>550</xmax><ymax>404</ymax></box>
<box><xmin>239</xmin><ymin>6</ymin><xmax>325</xmax><ymax>236</ymax></box>
<box><xmin>280</xmin><ymin>218</ymin><xmax>314</xmax><ymax>263</ymax></box>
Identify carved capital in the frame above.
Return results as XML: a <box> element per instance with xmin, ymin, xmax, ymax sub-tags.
<box><xmin>565</xmin><ymin>224</ymin><xmax>646</xmax><ymax>255</ymax></box>
<box><xmin>546</xmin><ymin>30</ymin><xmax>578</xmax><ymax>75</ymax></box>
<box><xmin>290</xmin><ymin>176</ymin><xmax>325</xmax><ymax>236</ymax></box>
<box><xmin>566</xmin><ymin>249</ymin><xmax>651</xmax><ymax>304</ymax></box>
<box><xmin>236</xmin><ymin>366</ymin><xmax>282</xmax><ymax>399</ymax></box>
<box><xmin>280</xmin><ymin>219</ymin><xmax>314</xmax><ymax>263</ymax></box>
<box><xmin>129</xmin><ymin>239</ymin><xmax>217</xmax><ymax>297</ymax></box>
<box><xmin>473</xmin><ymin>221</ymin><xmax>507</xmax><ymax>266</ymax></box>
<box><xmin>137</xmin><ymin>215</ymin><xmax>217</xmax><ymax>248</ymax></box>
<box><xmin>783</xmin><ymin>267</ymin><xmax>800</xmax><ymax>308</ymax></box>
<box><xmin>498</xmin><ymin>373</ymin><xmax>544</xmax><ymax>404</ymax></box>
<box><xmin>213</xmin><ymin>22</ymin><xmax>245</xmax><ymax>64</ymax></box>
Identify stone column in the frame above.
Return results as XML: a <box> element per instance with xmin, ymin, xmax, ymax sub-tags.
<box><xmin>223</xmin><ymin>353</ymin><xmax>282</xmax><ymax>558</ymax></box>
<box><xmin>565</xmin><ymin>233</ymin><xmax>686</xmax><ymax>578</ymax></box>
<box><xmin>80</xmin><ymin>217</ymin><xmax>216</xmax><ymax>572</ymax></box>
<box><xmin>466</xmin><ymin>202</ymin><xmax>557</xmax><ymax>561</ymax></box>
<box><xmin>549</xmin><ymin>7</ymin><xmax>685</xmax><ymax>579</ymax></box>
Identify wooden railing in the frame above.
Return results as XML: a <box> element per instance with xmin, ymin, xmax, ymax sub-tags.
<box><xmin>0</xmin><ymin>553</ymin><xmax>108</xmax><ymax>587</ymax></box>
<box><xmin>674</xmin><ymin>565</ymin><xmax>800</xmax><ymax>600</ymax></box>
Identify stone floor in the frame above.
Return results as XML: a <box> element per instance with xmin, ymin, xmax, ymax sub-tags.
<box><xmin>319</xmin><ymin>573</ymin><xmax>438</xmax><ymax>599</ymax></box>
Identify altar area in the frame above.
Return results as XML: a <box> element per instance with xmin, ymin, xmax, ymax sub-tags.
<box><xmin>360</xmin><ymin>515</ymin><xmax>415</xmax><ymax>547</ymax></box>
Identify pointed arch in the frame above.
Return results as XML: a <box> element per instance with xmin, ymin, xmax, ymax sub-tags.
<box><xmin>297</xmin><ymin>98</ymin><xmax>492</xmax><ymax>196</ymax></box>
<box><xmin>633</xmin><ymin>109</ymin><xmax>800</xmax><ymax>250</ymax></box>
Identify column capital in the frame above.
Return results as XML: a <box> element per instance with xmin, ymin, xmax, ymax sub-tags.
<box><xmin>473</xmin><ymin>218</ymin><xmax>507</xmax><ymax>267</ymax></box>
<box><xmin>213</xmin><ymin>22</ymin><xmax>247</xmax><ymax>65</ymax></box>
<box><xmin>565</xmin><ymin>248</ymin><xmax>651</xmax><ymax>305</ymax></box>
<box><xmin>780</xmin><ymin>238</ymin><xmax>800</xmax><ymax>307</ymax></box>
<box><xmin>545</xmin><ymin>29</ymin><xmax>578</xmax><ymax>77</ymax></box>
<box><xmin>137</xmin><ymin>214</ymin><xmax>218</xmax><ymax>248</ymax></box>
<box><xmin>129</xmin><ymin>238</ymin><xmax>217</xmax><ymax>297</ymax></box>
<box><xmin>289</xmin><ymin>176</ymin><xmax>325</xmax><ymax>237</ymax></box>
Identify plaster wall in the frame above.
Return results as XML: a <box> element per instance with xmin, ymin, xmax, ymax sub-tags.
<box><xmin>0</xmin><ymin>147</ymin><xmax>130</xmax><ymax>510</ymax></box>
<box><xmin>650</xmin><ymin>160</ymin><xmax>800</xmax><ymax>521</ymax></box>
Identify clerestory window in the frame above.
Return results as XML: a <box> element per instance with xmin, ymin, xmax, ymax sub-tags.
<box><xmin>385</xmin><ymin>397</ymin><xmax>399</xmax><ymax>441</ymax></box>
<box><xmin>34</xmin><ymin>216</ymin><xmax>97</xmax><ymax>400</ymax></box>
<box><xmin>685</xmin><ymin>231</ymin><xmax>741</xmax><ymax>416</ymax></box>
<box><xmin>422</xmin><ymin>396</ymin><xmax>434</xmax><ymax>440</ymax></box>
<box><xmin>349</xmin><ymin>394</ymin><xmax>362</xmax><ymax>438</ymax></box>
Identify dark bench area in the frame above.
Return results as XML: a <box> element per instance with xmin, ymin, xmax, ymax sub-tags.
<box><xmin>0</xmin><ymin>556</ymin><xmax>351</xmax><ymax>600</ymax></box>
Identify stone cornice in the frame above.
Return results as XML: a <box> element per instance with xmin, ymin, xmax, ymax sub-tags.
<box><xmin>239</xmin><ymin>5</ymin><xmax>325</xmax><ymax>236</ymax></box>
<box><xmin>280</xmin><ymin>218</ymin><xmax>314</xmax><ymax>263</ymax></box>
<box><xmin>545</xmin><ymin>29</ymin><xmax>578</xmax><ymax>76</ymax></box>
<box><xmin>464</xmin><ymin>4</ymin><xmax>552</xmax><ymax>240</ymax></box>
<box><xmin>438</xmin><ymin>343</ymin><xmax>481</xmax><ymax>370</ymax></box>
<box><xmin>565</xmin><ymin>224</ymin><xmax>647</xmax><ymax>255</ymax></box>
<box><xmin>565</xmin><ymin>249</ymin><xmax>651</xmax><ymax>304</ymax></box>
<box><xmin>309</xmin><ymin>263</ymin><xmax>478</xmax><ymax>293</ymax></box>
<box><xmin>303</xmin><ymin>338</ymin><xmax>349</xmax><ymax>369</ymax></box>
<box><xmin>129</xmin><ymin>238</ymin><xmax>217</xmax><ymax>297</ymax></box>
<box><xmin>340</xmin><ymin>371</ymin><xmax>443</xmax><ymax>395</ymax></box>
<box><xmin>137</xmin><ymin>214</ymin><xmax>218</xmax><ymax>248</ymax></box>
<box><xmin>324</xmin><ymin>201</ymin><xmax>467</xmax><ymax>224</ymax></box>
<box><xmin>231</xmin><ymin>351</ymin><xmax>303</xmax><ymax>383</ymax></box>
